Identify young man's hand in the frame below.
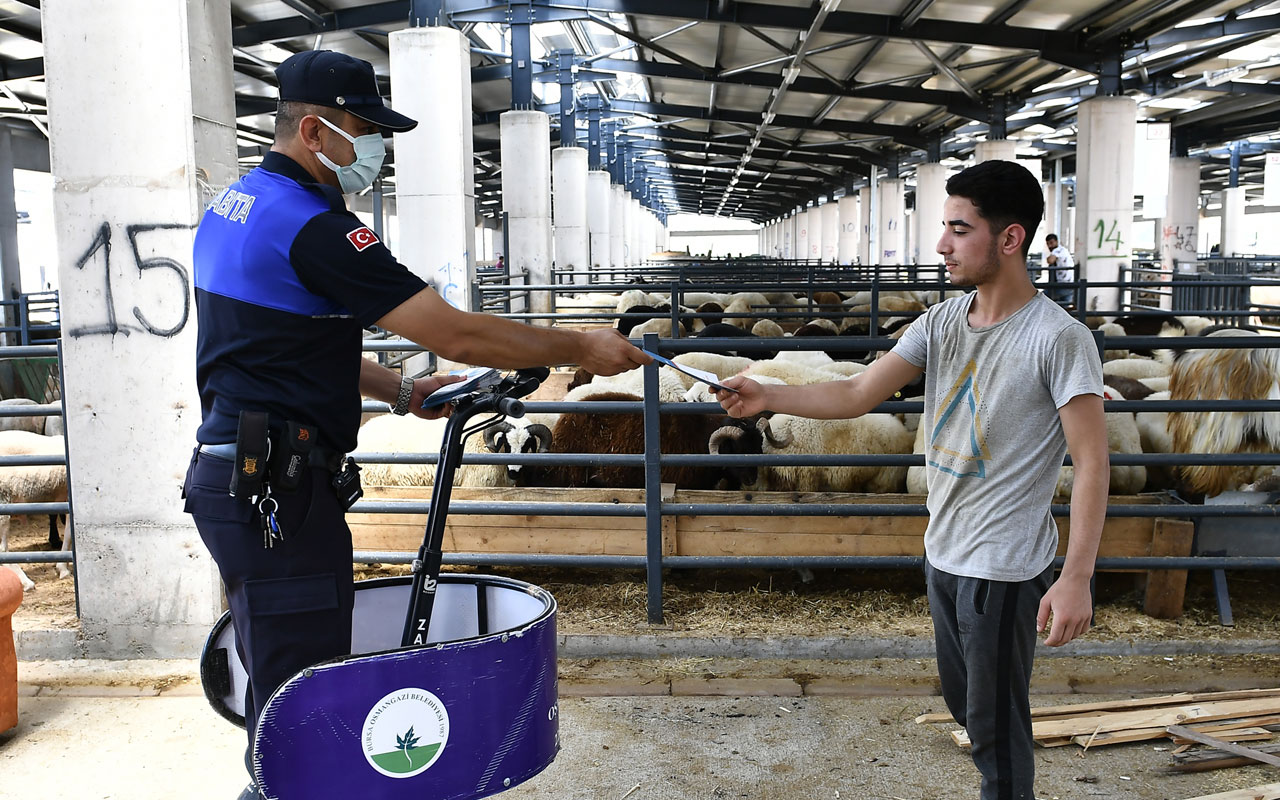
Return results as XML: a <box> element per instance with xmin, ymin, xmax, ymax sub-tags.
<box><xmin>578</xmin><ymin>329</ymin><xmax>653</xmax><ymax>376</ymax></box>
<box><xmin>716</xmin><ymin>375</ymin><xmax>769</xmax><ymax>417</ymax></box>
<box><xmin>1037</xmin><ymin>575</ymin><xmax>1092</xmax><ymax>646</ymax></box>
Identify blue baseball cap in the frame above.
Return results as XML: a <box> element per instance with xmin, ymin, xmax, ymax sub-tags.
<box><xmin>275</xmin><ymin>50</ymin><xmax>418</xmax><ymax>133</ymax></box>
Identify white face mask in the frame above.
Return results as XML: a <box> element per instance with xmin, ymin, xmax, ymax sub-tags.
<box><xmin>314</xmin><ymin>115</ymin><xmax>385</xmax><ymax>194</ymax></box>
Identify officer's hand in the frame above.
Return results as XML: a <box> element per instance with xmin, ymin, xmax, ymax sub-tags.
<box><xmin>578</xmin><ymin>329</ymin><xmax>653</xmax><ymax>377</ymax></box>
<box><xmin>1046</xmin><ymin>255</ymin><xmax>1058</xmax><ymax>266</ymax></box>
<box><xmin>715</xmin><ymin>375</ymin><xmax>768</xmax><ymax>418</ymax></box>
<box><xmin>408</xmin><ymin>375</ymin><xmax>467</xmax><ymax>420</ymax></box>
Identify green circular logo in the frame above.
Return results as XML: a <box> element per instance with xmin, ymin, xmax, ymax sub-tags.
<box><xmin>362</xmin><ymin>688</ymin><xmax>450</xmax><ymax>778</ymax></box>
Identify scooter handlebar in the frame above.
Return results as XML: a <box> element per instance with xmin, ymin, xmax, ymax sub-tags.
<box><xmin>497</xmin><ymin>397</ymin><xmax>525</xmax><ymax>418</ymax></box>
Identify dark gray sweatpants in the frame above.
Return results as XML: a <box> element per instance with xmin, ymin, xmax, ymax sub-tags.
<box><xmin>926</xmin><ymin>560</ymin><xmax>1054</xmax><ymax>800</ymax></box>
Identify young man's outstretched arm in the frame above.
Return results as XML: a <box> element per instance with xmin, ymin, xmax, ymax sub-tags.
<box><xmin>717</xmin><ymin>352</ymin><xmax>923</xmax><ymax>420</ymax></box>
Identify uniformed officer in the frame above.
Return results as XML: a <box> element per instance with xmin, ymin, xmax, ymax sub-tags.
<box><xmin>186</xmin><ymin>50</ymin><xmax>649</xmax><ymax>800</ymax></box>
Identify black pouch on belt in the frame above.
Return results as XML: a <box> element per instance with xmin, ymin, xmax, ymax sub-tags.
<box><xmin>229</xmin><ymin>410</ymin><xmax>269</xmax><ymax>499</ymax></box>
<box><xmin>272</xmin><ymin>421</ymin><xmax>316</xmax><ymax>492</ymax></box>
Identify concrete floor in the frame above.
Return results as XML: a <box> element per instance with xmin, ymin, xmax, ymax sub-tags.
<box><xmin>2</xmin><ymin>659</ymin><xmax>1278</xmax><ymax>800</ymax></box>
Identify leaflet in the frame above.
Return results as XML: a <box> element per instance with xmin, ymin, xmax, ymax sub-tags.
<box><xmin>641</xmin><ymin>349</ymin><xmax>738</xmax><ymax>393</ymax></box>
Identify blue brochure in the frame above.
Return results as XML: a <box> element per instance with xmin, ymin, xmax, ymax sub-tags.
<box><xmin>420</xmin><ymin>367</ymin><xmax>503</xmax><ymax>409</ymax></box>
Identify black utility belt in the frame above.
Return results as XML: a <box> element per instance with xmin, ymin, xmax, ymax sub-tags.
<box><xmin>220</xmin><ymin>411</ymin><xmax>363</xmax><ymax>513</ymax></box>
<box><xmin>200</xmin><ymin>442</ymin><xmax>343</xmax><ymax>473</ymax></box>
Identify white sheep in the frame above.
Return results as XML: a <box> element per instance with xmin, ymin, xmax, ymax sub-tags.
<box><xmin>1138</xmin><ymin>376</ymin><xmax>1169</xmax><ymax>393</ymax></box>
<box><xmin>750</xmin><ymin>319</ymin><xmax>786</xmax><ymax>338</ymax></box>
<box><xmin>906</xmin><ymin>422</ymin><xmax>928</xmax><ymax>495</ymax></box>
<box><xmin>0</xmin><ymin>431</ymin><xmax>69</xmax><ymax>591</ymax></box>
<box><xmin>629</xmin><ymin>317</ymin><xmax>685</xmax><ymax>339</ymax></box>
<box><xmin>742</xmin><ymin>358</ymin><xmax>848</xmax><ymax>386</ymax></box>
<box><xmin>723</xmin><ymin>291</ymin><xmax>770</xmax><ymax>329</ymax></box>
<box><xmin>0</xmin><ymin>398</ymin><xmax>43</xmax><ymax>435</ymax></box>
<box><xmin>672</xmin><ymin>353</ymin><xmax>754</xmax><ymax>387</ymax></box>
<box><xmin>771</xmin><ymin>350</ymin><xmax>836</xmax><ymax>369</ymax></box>
<box><xmin>753</xmin><ymin>413</ymin><xmax>914</xmax><ymax>493</ymax></box>
<box><xmin>1102</xmin><ymin>357</ymin><xmax>1170</xmax><ymax>380</ymax></box>
<box><xmin>1055</xmin><ymin>388</ymin><xmax>1145</xmax><ymax>498</ymax></box>
<box><xmin>356</xmin><ymin>413</ymin><xmax>550</xmax><ymax>488</ymax></box>
<box><xmin>1097</xmin><ymin>322</ymin><xmax>1128</xmax><ymax>360</ymax></box>
<box><xmin>615</xmin><ymin>289</ymin><xmax>665</xmax><ymax>314</ymax></box>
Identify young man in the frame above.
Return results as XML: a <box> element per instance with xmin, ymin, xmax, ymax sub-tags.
<box><xmin>1044</xmin><ymin>233</ymin><xmax>1075</xmax><ymax>305</ymax></box>
<box><xmin>717</xmin><ymin>160</ymin><xmax>1108</xmax><ymax>799</ymax></box>
<box><xmin>188</xmin><ymin>50</ymin><xmax>649</xmax><ymax>799</ymax></box>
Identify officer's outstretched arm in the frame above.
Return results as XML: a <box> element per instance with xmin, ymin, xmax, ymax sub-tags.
<box><xmin>376</xmin><ymin>287</ymin><xmax>652</xmax><ymax>377</ymax></box>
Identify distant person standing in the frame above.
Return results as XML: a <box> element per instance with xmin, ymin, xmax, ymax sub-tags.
<box><xmin>1044</xmin><ymin>234</ymin><xmax>1075</xmax><ymax>305</ymax></box>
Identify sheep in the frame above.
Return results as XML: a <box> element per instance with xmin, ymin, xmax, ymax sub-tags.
<box><xmin>692</xmin><ymin>323</ymin><xmax>774</xmax><ymax>359</ymax></box>
<box><xmin>356</xmin><ymin>413</ymin><xmax>551</xmax><ymax>488</ymax></box>
<box><xmin>672</xmin><ymin>353</ymin><xmax>754</xmax><ymax>386</ymax></box>
<box><xmin>751</xmin><ymin>413</ymin><xmax>914</xmax><ymax>493</ymax></box>
<box><xmin>771</xmin><ymin>350</ymin><xmax>835</xmax><ymax>369</ymax></box>
<box><xmin>575</xmin><ymin>365</ymin><xmax>688</xmax><ymax>402</ymax></box>
<box><xmin>1102</xmin><ymin>357</ymin><xmax>1170</xmax><ymax>380</ymax></box>
<box><xmin>630</xmin><ymin>317</ymin><xmax>685</xmax><ymax>339</ymax></box>
<box><xmin>792</xmin><ymin>318</ymin><xmax>840</xmax><ymax>337</ymax></box>
<box><xmin>1103</xmin><ymin>374</ymin><xmax>1156</xmax><ymax>401</ymax></box>
<box><xmin>1098</xmin><ymin>322</ymin><xmax>1129</xmax><ymax>360</ymax></box>
<box><xmin>1167</xmin><ymin>329</ymin><xmax>1280</xmax><ymax>496</ymax></box>
<box><xmin>1138</xmin><ymin>376</ymin><xmax>1169</xmax><ymax>393</ymax></box>
<box><xmin>0</xmin><ymin>431</ymin><xmax>70</xmax><ymax>591</ymax></box>
<box><xmin>750</xmin><ymin>319</ymin><xmax>785</xmax><ymax>339</ymax></box>
<box><xmin>520</xmin><ymin>390</ymin><xmax>771</xmax><ymax>489</ymax></box>
<box><xmin>1055</xmin><ymin>387</ymin><xmax>1144</xmax><ymax>498</ymax></box>
<box><xmin>722</xmin><ymin>291</ymin><xmax>770</xmax><ymax>329</ymax></box>
<box><xmin>742</xmin><ymin>358</ymin><xmax>850</xmax><ymax>386</ymax></box>
<box><xmin>906</xmin><ymin>422</ymin><xmax>928</xmax><ymax>495</ymax></box>
<box><xmin>1135</xmin><ymin>390</ymin><xmax>1177</xmax><ymax>492</ymax></box>
<box><xmin>0</xmin><ymin>399</ymin><xmax>43</xmax><ymax>434</ymax></box>
<box><xmin>615</xmin><ymin>289</ymin><xmax>665</xmax><ymax>314</ymax></box>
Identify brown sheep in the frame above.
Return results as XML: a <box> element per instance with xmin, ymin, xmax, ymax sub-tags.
<box><xmin>521</xmin><ymin>391</ymin><xmax>775</xmax><ymax>489</ymax></box>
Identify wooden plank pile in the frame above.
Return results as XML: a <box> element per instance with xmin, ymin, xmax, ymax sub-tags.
<box><xmin>917</xmin><ymin>688</ymin><xmax>1280</xmax><ymax>796</ymax></box>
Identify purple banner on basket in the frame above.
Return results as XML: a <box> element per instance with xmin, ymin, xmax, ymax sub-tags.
<box><xmin>254</xmin><ymin>598</ymin><xmax>558</xmax><ymax>800</ymax></box>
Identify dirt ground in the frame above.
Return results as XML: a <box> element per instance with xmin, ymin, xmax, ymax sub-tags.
<box><xmin>8</xmin><ymin>512</ymin><xmax>1279</xmax><ymax>645</ymax></box>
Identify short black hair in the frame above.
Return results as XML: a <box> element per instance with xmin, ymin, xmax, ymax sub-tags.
<box><xmin>1046</xmin><ymin>233</ymin><xmax>1059</xmax><ymax>241</ymax></box>
<box><xmin>945</xmin><ymin>160</ymin><xmax>1044</xmax><ymax>258</ymax></box>
<box><xmin>273</xmin><ymin>100</ymin><xmax>343</xmax><ymax>141</ymax></box>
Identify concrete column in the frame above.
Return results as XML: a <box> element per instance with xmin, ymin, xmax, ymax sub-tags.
<box><xmin>390</xmin><ymin>27</ymin><xmax>476</xmax><ymax>311</ymax></box>
<box><xmin>1220</xmin><ymin>186</ymin><xmax>1248</xmax><ymax>257</ymax></box>
<box><xmin>42</xmin><ymin>0</ymin><xmax>236</xmax><ymax>656</ymax></box>
<box><xmin>809</xmin><ymin>206</ymin><xmax>825</xmax><ymax>261</ymax></box>
<box><xmin>858</xmin><ymin>188</ymin><xmax>872</xmax><ymax>265</ymax></box>
<box><xmin>501</xmin><ymin>111</ymin><xmax>553</xmax><ymax>321</ymax></box>
<box><xmin>552</xmin><ymin>147</ymin><xmax>588</xmax><ymax>286</ymax></box>
<box><xmin>0</xmin><ymin>128</ymin><xmax>19</xmax><ymax>345</ymax></box>
<box><xmin>586</xmin><ymin>171</ymin><xmax>611</xmax><ymax>273</ymax></box>
<box><xmin>877</xmin><ymin>179</ymin><xmax>907</xmax><ymax>265</ymax></box>
<box><xmin>974</xmin><ymin>139</ymin><xmax>1017</xmax><ymax>163</ymax></box>
<box><xmin>1075</xmin><ymin>96</ymin><xmax>1137</xmax><ymax>312</ymax></box>
<box><xmin>609</xmin><ymin>186</ymin><xmax>626</xmax><ymax>269</ymax></box>
<box><xmin>915</xmin><ymin>163</ymin><xmax>948</xmax><ymax>265</ymax></box>
<box><xmin>836</xmin><ymin>196</ymin><xmax>858</xmax><ymax>264</ymax></box>
<box><xmin>820</xmin><ymin>202</ymin><xmax>839</xmax><ymax>264</ymax></box>
<box><xmin>1160</xmin><ymin>157</ymin><xmax>1200</xmax><ymax>274</ymax></box>
<box><xmin>796</xmin><ymin>210</ymin><xmax>811</xmax><ymax>262</ymax></box>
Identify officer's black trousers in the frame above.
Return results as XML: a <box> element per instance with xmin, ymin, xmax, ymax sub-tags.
<box><xmin>183</xmin><ymin>448</ymin><xmax>355</xmax><ymax>777</ymax></box>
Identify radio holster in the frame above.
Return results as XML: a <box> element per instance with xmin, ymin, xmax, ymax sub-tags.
<box><xmin>229</xmin><ymin>411</ymin><xmax>270</xmax><ymax>499</ymax></box>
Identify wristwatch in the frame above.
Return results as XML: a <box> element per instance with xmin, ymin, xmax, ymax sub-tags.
<box><xmin>392</xmin><ymin>375</ymin><xmax>415</xmax><ymax>416</ymax></box>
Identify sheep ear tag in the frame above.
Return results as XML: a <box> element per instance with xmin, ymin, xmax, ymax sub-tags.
<box><xmin>641</xmin><ymin>349</ymin><xmax>738</xmax><ymax>392</ymax></box>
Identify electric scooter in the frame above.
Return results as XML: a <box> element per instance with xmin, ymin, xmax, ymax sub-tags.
<box><xmin>200</xmin><ymin>368</ymin><xmax>559</xmax><ymax>800</ymax></box>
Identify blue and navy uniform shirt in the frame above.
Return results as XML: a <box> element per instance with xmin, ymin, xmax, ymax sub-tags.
<box><xmin>193</xmin><ymin>152</ymin><xmax>427</xmax><ymax>453</ymax></box>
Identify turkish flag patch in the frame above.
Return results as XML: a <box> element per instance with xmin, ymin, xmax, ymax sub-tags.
<box><xmin>346</xmin><ymin>226</ymin><xmax>379</xmax><ymax>252</ymax></box>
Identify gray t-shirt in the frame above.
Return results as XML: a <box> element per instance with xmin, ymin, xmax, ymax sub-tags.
<box><xmin>892</xmin><ymin>291</ymin><xmax>1103</xmax><ymax>581</ymax></box>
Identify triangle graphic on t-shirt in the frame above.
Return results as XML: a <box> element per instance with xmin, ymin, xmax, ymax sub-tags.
<box><xmin>928</xmin><ymin>359</ymin><xmax>991</xmax><ymax>479</ymax></box>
